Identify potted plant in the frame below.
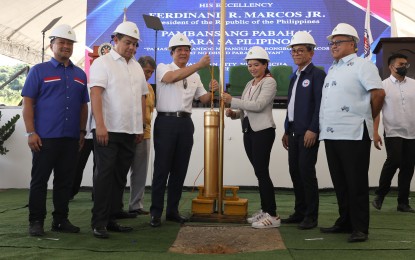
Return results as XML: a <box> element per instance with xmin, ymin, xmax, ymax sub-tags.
<box><xmin>0</xmin><ymin>110</ymin><xmax>20</xmax><ymax>155</ymax></box>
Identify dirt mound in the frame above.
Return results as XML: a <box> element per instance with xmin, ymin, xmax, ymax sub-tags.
<box><xmin>169</xmin><ymin>225</ymin><xmax>285</xmax><ymax>254</ymax></box>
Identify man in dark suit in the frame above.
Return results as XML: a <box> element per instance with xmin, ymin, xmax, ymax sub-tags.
<box><xmin>282</xmin><ymin>31</ymin><xmax>326</xmax><ymax>230</ymax></box>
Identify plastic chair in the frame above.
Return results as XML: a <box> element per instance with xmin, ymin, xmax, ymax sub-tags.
<box><xmin>198</xmin><ymin>66</ymin><xmax>220</xmax><ymax>95</ymax></box>
<box><xmin>227</xmin><ymin>65</ymin><xmax>253</xmax><ymax>96</ymax></box>
<box><xmin>196</xmin><ymin>66</ymin><xmax>220</xmax><ymax>107</ymax></box>
<box><xmin>270</xmin><ymin>65</ymin><xmax>293</xmax><ymax>101</ymax></box>
<box><xmin>315</xmin><ymin>66</ymin><xmax>325</xmax><ymax>73</ymax></box>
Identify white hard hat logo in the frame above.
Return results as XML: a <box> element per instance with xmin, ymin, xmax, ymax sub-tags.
<box><xmin>245</xmin><ymin>46</ymin><xmax>270</xmax><ymax>61</ymax></box>
<box><xmin>49</xmin><ymin>24</ymin><xmax>77</xmax><ymax>42</ymax></box>
<box><xmin>168</xmin><ymin>33</ymin><xmax>192</xmax><ymax>50</ymax></box>
<box><xmin>113</xmin><ymin>21</ymin><xmax>140</xmax><ymax>40</ymax></box>
<box><xmin>327</xmin><ymin>23</ymin><xmax>359</xmax><ymax>43</ymax></box>
<box><xmin>287</xmin><ymin>31</ymin><xmax>316</xmax><ymax>48</ymax></box>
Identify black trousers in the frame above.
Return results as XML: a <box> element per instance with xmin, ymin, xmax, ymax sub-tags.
<box><xmin>324</xmin><ymin>126</ymin><xmax>371</xmax><ymax>234</ymax></box>
<box><xmin>71</xmin><ymin>138</ymin><xmax>94</xmax><ymax>198</ymax></box>
<box><xmin>375</xmin><ymin>137</ymin><xmax>415</xmax><ymax>205</ymax></box>
<box><xmin>29</xmin><ymin>138</ymin><xmax>78</xmax><ymax>223</ymax></box>
<box><xmin>91</xmin><ymin>132</ymin><xmax>136</xmax><ymax>228</ymax></box>
<box><xmin>243</xmin><ymin>124</ymin><xmax>276</xmax><ymax>216</ymax></box>
<box><xmin>150</xmin><ymin>116</ymin><xmax>194</xmax><ymax>218</ymax></box>
<box><xmin>287</xmin><ymin>129</ymin><xmax>319</xmax><ymax>221</ymax></box>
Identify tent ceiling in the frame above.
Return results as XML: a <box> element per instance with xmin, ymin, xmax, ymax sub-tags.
<box><xmin>391</xmin><ymin>0</ymin><xmax>415</xmax><ymax>37</ymax></box>
<box><xmin>0</xmin><ymin>0</ymin><xmax>86</xmax><ymax>66</ymax></box>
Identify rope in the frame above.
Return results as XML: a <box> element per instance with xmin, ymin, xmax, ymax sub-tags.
<box><xmin>208</xmin><ymin>0</ymin><xmax>216</xmax><ymax>110</ymax></box>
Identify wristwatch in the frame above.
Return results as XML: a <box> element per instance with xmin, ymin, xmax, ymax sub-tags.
<box><xmin>25</xmin><ymin>132</ymin><xmax>36</xmax><ymax>137</ymax></box>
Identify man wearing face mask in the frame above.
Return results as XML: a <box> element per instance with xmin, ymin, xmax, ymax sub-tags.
<box><xmin>372</xmin><ymin>53</ymin><xmax>415</xmax><ymax>213</ymax></box>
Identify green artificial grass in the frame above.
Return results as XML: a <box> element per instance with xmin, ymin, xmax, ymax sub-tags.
<box><xmin>0</xmin><ymin>188</ymin><xmax>414</xmax><ymax>259</ymax></box>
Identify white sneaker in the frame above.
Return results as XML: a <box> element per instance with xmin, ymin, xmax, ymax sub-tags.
<box><xmin>251</xmin><ymin>213</ymin><xmax>281</xmax><ymax>229</ymax></box>
<box><xmin>247</xmin><ymin>210</ymin><xmax>265</xmax><ymax>224</ymax></box>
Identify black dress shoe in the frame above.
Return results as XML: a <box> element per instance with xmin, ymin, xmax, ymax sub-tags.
<box><xmin>320</xmin><ymin>225</ymin><xmax>351</xmax><ymax>233</ymax></box>
<box><xmin>29</xmin><ymin>221</ymin><xmax>45</xmax><ymax>237</ymax></box>
<box><xmin>372</xmin><ymin>195</ymin><xmax>384</xmax><ymax>210</ymax></box>
<box><xmin>150</xmin><ymin>216</ymin><xmax>161</xmax><ymax>227</ymax></box>
<box><xmin>106</xmin><ymin>221</ymin><xmax>133</xmax><ymax>232</ymax></box>
<box><xmin>114</xmin><ymin>210</ymin><xmax>137</xmax><ymax>219</ymax></box>
<box><xmin>397</xmin><ymin>204</ymin><xmax>415</xmax><ymax>213</ymax></box>
<box><xmin>298</xmin><ymin>218</ymin><xmax>318</xmax><ymax>230</ymax></box>
<box><xmin>281</xmin><ymin>213</ymin><xmax>304</xmax><ymax>224</ymax></box>
<box><xmin>129</xmin><ymin>208</ymin><xmax>150</xmax><ymax>215</ymax></box>
<box><xmin>51</xmin><ymin>219</ymin><xmax>80</xmax><ymax>233</ymax></box>
<box><xmin>93</xmin><ymin>227</ymin><xmax>109</xmax><ymax>239</ymax></box>
<box><xmin>348</xmin><ymin>231</ymin><xmax>368</xmax><ymax>242</ymax></box>
<box><xmin>166</xmin><ymin>213</ymin><xmax>189</xmax><ymax>223</ymax></box>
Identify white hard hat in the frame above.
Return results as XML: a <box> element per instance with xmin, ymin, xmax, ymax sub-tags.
<box><xmin>113</xmin><ymin>21</ymin><xmax>140</xmax><ymax>40</ymax></box>
<box><xmin>168</xmin><ymin>33</ymin><xmax>192</xmax><ymax>50</ymax></box>
<box><xmin>245</xmin><ymin>46</ymin><xmax>270</xmax><ymax>61</ymax></box>
<box><xmin>287</xmin><ymin>31</ymin><xmax>316</xmax><ymax>48</ymax></box>
<box><xmin>327</xmin><ymin>23</ymin><xmax>360</xmax><ymax>43</ymax></box>
<box><xmin>49</xmin><ymin>24</ymin><xmax>77</xmax><ymax>42</ymax></box>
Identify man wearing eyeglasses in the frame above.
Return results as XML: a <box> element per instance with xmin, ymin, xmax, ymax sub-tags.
<box><xmin>318</xmin><ymin>23</ymin><xmax>385</xmax><ymax>242</ymax></box>
<box><xmin>372</xmin><ymin>53</ymin><xmax>415</xmax><ymax>214</ymax></box>
<box><xmin>149</xmin><ymin>33</ymin><xmax>219</xmax><ymax>228</ymax></box>
<box><xmin>89</xmin><ymin>21</ymin><xmax>148</xmax><ymax>239</ymax></box>
<box><xmin>281</xmin><ymin>31</ymin><xmax>326</xmax><ymax>230</ymax></box>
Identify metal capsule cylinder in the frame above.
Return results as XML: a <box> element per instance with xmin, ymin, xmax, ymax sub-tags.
<box><xmin>203</xmin><ymin>111</ymin><xmax>219</xmax><ymax>198</ymax></box>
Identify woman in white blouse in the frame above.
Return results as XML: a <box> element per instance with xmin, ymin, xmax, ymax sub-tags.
<box><xmin>222</xmin><ymin>46</ymin><xmax>279</xmax><ymax>229</ymax></box>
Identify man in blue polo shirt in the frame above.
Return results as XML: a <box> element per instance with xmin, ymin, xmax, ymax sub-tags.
<box><xmin>22</xmin><ymin>24</ymin><xmax>89</xmax><ymax>237</ymax></box>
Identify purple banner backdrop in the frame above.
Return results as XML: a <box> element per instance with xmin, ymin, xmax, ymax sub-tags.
<box><xmin>86</xmin><ymin>0</ymin><xmax>390</xmax><ymax>83</ymax></box>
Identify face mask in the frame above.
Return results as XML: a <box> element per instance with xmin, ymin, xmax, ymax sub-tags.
<box><xmin>395</xmin><ymin>66</ymin><xmax>407</xmax><ymax>77</ymax></box>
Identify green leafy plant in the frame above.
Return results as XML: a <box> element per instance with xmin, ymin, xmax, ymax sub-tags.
<box><xmin>0</xmin><ymin>110</ymin><xmax>20</xmax><ymax>155</ymax></box>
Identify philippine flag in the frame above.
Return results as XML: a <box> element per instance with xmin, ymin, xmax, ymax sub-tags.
<box><xmin>364</xmin><ymin>0</ymin><xmax>373</xmax><ymax>60</ymax></box>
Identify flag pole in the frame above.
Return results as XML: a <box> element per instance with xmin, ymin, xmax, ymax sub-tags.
<box><xmin>364</xmin><ymin>0</ymin><xmax>373</xmax><ymax>60</ymax></box>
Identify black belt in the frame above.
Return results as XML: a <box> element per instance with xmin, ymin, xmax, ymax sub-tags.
<box><xmin>158</xmin><ymin>111</ymin><xmax>191</xmax><ymax>118</ymax></box>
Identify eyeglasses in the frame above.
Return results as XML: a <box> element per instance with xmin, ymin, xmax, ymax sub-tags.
<box><xmin>328</xmin><ymin>40</ymin><xmax>354</xmax><ymax>47</ymax></box>
<box><xmin>396</xmin><ymin>63</ymin><xmax>411</xmax><ymax>69</ymax></box>
<box><xmin>290</xmin><ymin>49</ymin><xmax>306</xmax><ymax>55</ymax></box>
<box><xmin>183</xmin><ymin>78</ymin><xmax>187</xmax><ymax>89</ymax></box>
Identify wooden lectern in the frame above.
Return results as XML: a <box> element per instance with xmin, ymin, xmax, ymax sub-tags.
<box><xmin>373</xmin><ymin>37</ymin><xmax>415</xmax><ymax>80</ymax></box>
